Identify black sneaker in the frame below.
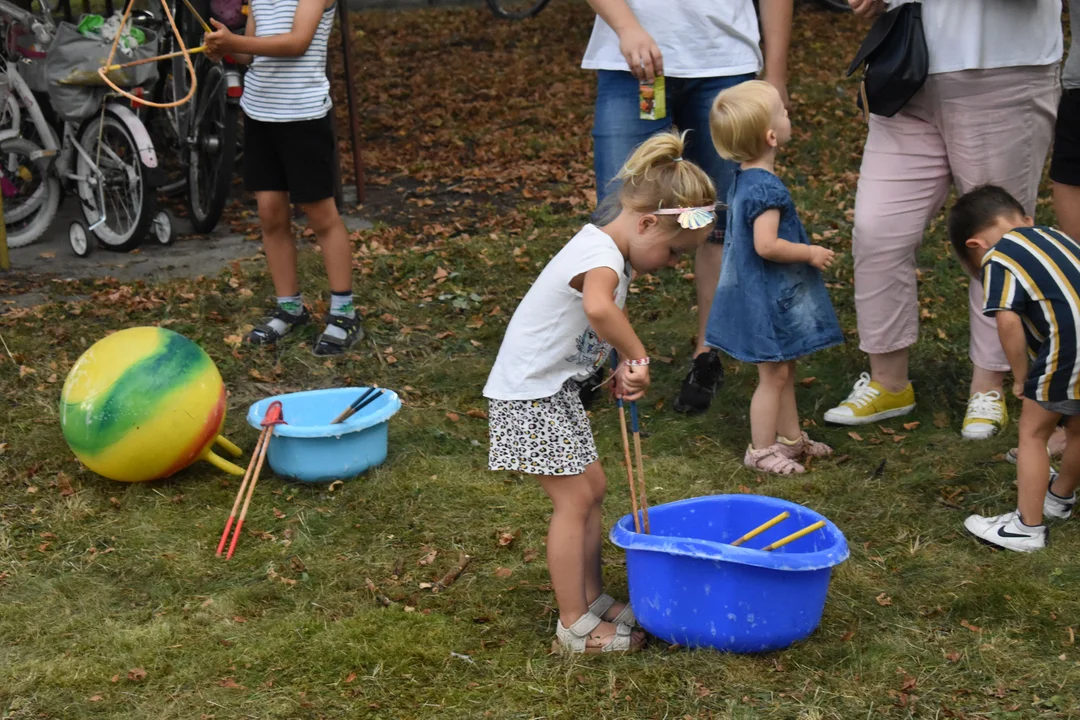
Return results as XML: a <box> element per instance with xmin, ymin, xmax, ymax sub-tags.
<box><xmin>578</xmin><ymin>367</ymin><xmax>606</xmax><ymax>410</ymax></box>
<box><xmin>673</xmin><ymin>350</ymin><xmax>724</xmax><ymax>415</ymax></box>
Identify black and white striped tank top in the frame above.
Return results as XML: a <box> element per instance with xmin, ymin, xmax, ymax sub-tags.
<box><xmin>240</xmin><ymin>0</ymin><xmax>335</xmax><ymax>122</ymax></box>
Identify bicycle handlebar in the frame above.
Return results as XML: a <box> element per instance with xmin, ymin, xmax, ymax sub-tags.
<box><xmin>0</xmin><ymin>0</ymin><xmax>55</xmax><ymax>45</ymax></box>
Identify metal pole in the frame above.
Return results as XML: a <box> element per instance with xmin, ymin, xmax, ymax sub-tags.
<box><xmin>326</xmin><ymin>54</ymin><xmax>344</xmax><ymax>209</ymax></box>
<box><xmin>0</xmin><ymin>190</ymin><xmax>9</xmax><ymax>271</ymax></box>
<box><xmin>337</xmin><ymin>0</ymin><xmax>365</xmax><ymax>205</ymax></box>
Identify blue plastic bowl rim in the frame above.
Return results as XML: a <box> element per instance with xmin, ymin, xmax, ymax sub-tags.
<box><xmin>246</xmin><ymin>388</ymin><xmax>402</xmax><ymax>439</ymax></box>
<box><xmin>609</xmin><ymin>494</ymin><xmax>849</xmax><ymax>572</ymax></box>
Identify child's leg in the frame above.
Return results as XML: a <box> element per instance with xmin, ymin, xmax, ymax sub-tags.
<box><xmin>582</xmin><ymin>462</ymin><xmax>606</xmax><ymax>604</ymax></box>
<box><xmin>1016</xmin><ymin>399</ymin><xmax>1061</xmax><ymax>525</ymax></box>
<box><xmin>775</xmin><ymin>360</ymin><xmax>800</xmax><ymax>442</ymax></box>
<box><xmin>751</xmin><ymin>361</ymin><xmax>793</xmax><ymax>449</ymax></box>
<box><xmin>258</xmin><ymin>191</ymin><xmax>299</xmax><ymax>297</ymax></box>
<box><xmin>300</xmin><ymin>197</ymin><xmax>363</xmax><ymax>354</ymax></box>
<box><xmin>538</xmin><ymin>473</ymin><xmax>631</xmax><ymax>648</ymax></box>
<box><xmin>1050</xmin><ymin>414</ymin><xmax>1080</xmax><ymax>501</ymax></box>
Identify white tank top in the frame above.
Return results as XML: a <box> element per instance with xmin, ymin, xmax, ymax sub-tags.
<box><xmin>241</xmin><ymin>0</ymin><xmax>335</xmax><ymax>122</ymax></box>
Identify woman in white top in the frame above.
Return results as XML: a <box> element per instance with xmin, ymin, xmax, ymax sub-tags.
<box><xmin>824</xmin><ymin>0</ymin><xmax>1062</xmax><ymax>439</ymax></box>
<box><xmin>581</xmin><ymin>0</ymin><xmax>794</xmax><ymax>417</ymax></box>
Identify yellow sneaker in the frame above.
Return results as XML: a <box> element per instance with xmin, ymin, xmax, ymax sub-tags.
<box><xmin>962</xmin><ymin>391</ymin><xmax>1008</xmax><ymax>440</ymax></box>
<box><xmin>823</xmin><ymin>372</ymin><xmax>916</xmax><ymax>425</ymax></box>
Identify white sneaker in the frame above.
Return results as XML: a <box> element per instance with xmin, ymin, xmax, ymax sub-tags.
<box><xmin>961</xmin><ymin>391</ymin><xmax>1008</xmax><ymax>440</ymax></box>
<box><xmin>964</xmin><ymin>510</ymin><xmax>1047</xmax><ymax>552</ymax></box>
<box><xmin>1045</xmin><ymin>473</ymin><xmax>1076</xmax><ymax>520</ymax></box>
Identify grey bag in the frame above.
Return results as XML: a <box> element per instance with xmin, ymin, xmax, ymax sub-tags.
<box><xmin>45</xmin><ymin>21</ymin><xmax>159</xmax><ymax>122</ymax></box>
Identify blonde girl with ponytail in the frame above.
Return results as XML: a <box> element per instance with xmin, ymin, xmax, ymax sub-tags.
<box><xmin>483</xmin><ymin>131</ymin><xmax>715</xmax><ymax>654</ymax></box>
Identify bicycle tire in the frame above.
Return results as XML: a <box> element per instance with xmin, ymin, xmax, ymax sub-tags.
<box><xmin>76</xmin><ymin>110</ymin><xmax>155</xmax><ymax>252</ymax></box>
<box><xmin>486</xmin><ymin>0</ymin><xmax>551</xmax><ymax>20</ymax></box>
<box><xmin>2</xmin><ymin>136</ymin><xmax>59</xmax><ymax>249</ymax></box>
<box><xmin>187</xmin><ymin>64</ymin><xmax>238</xmax><ymax>233</ymax></box>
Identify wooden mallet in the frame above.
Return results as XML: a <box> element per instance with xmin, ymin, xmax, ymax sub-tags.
<box><xmin>218</xmin><ymin>401</ymin><xmax>285</xmax><ymax>559</ymax></box>
<box><xmin>330</xmin><ymin>387</ymin><xmax>382</xmax><ymax>424</ymax></box>
<box><xmin>612</xmin><ymin>353</ymin><xmax>642</xmax><ymax>533</ymax></box>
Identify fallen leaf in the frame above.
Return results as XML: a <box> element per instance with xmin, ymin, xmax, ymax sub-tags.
<box><xmin>960</xmin><ymin>619</ymin><xmax>982</xmax><ymax>633</ymax></box>
<box><xmin>417</xmin><ymin>549</ymin><xmax>438</xmax><ymax>566</ymax></box>
<box><xmin>848</xmin><ymin>431</ymin><xmax>863</xmax><ymax>442</ymax></box>
<box><xmin>946</xmin><ymin>652</ymin><xmax>961</xmax><ymax>663</ymax></box>
<box><xmin>901</xmin><ymin>675</ymin><xmax>917</xmax><ymax>691</ymax></box>
<box><xmin>840</xmin><ymin>630</ymin><xmax>856</xmax><ymax>642</ymax></box>
<box><xmin>111</xmin><ymin>675</ymin><xmax>120</xmax><ymax>683</ymax></box>
<box><xmin>875</xmin><ymin>592</ymin><xmax>893</xmax><ymax>607</ymax></box>
<box><xmin>273</xmin><ymin>508</ymin><xmax>286</xmax><ymax>519</ymax></box>
<box><xmin>799</xmin><ymin>376</ymin><xmax>817</xmax><ymax>387</ymax></box>
<box><xmin>878</xmin><ymin>425</ymin><xmax>895</xmax><ymax>435</ymax></box>
<box><xmin>903</xmin><ymin>421</ymin><xmax>920</xmax><ymax>430</ymax></box>
<box><xmin>523</xmin><ymin>548</ymin><xmax>539</xmax><ymax>563</ymax></box>
<box><xmin>494</xmin><ymin>567</ymin><xmax>512</xmax><ymax>578</ymax></box>
<box><xmin>218</xmin><ymin>678</ymin><xmax>246</xmax><ymax>690</ymax></box>
<box><xmin>88</xmin><ymin>695</ymin><xmax>102</xmax><ymax>702</ymax></box>
<box><xmin>466</xmin><ymin>409</ymin><xmax>488</xmax><ymax>419</ymax></box>
<box><xmin>345</xmin><ymin>672</ymin><xmax>357</xmax><ymax>683</ymax></box>
<box><xmin>232</xmin><ymin>615</ymin><xmax>247</xmax><ymax>623</ymax></box>
<box><xmin>893</xmin><ymin>434</ymin><xmax>907</xmax><ymax>443</ymax></box>
<box><xmin>497</xmin><ymin>532</ymin><xmax>514</xmax><ymax>547</ymax></box>
<box><xmin>127</xmin><ymin>668</ymin><xmax>147</xmax><ymax>682</ymax></box>
<box><xmin>201</xmin><ymin>598</ymin><xmax>213</xmax><ymax>607</ymax></box>
<box><xmin>19</xmin><ymin>365</ymin><xmax>34</xmax><ymax>377</ymax></box>
<box><xmin>109</xmin><ymin>497</ymin><xmax>121</xmax><ymax>508</ymax></box>
<box><xmin>433</xmin><ymin>267</ymin><xmax>449</xmax><ymax>280</ymax></box>
<box><xmin>446</xmin><ymin>412</ymin><xmax>460</xmax><ymax>422</ymax></box>
<box><xmin>937</xmin><ymin>328</ymin><xmax>947</xmax><ymax>340</ymax></box>
<box><xmin>39</xmin><ymin>251</ymin><xmax>56</xmax><ymax>259</ymax></box>
<box><xmin>436</xmin><ymin>331</ymin><xmax>455</xmax><ymax>340</ymax></box>
<box><xmin>933</xmin><ymin>412</ymin><xmax>949</xmax><ymax>428</ymax></box>
<box><xmin>224</xmin><ymin>334</ymin><xmax>242</xmax><ymax>347</ymax></box>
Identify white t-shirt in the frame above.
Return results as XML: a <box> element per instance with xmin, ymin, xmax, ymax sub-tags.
<box><xmin>484</xmin><ymin>225</ymin><xmax>632</xmax><ymax>401</ymax></box>
<box><xmin>581</xmin><ymin>0</ymin><xmax>762</xmax><ymax>79</ymax></box>
<box><xmin>888</xmin><ymin>0</ymin><xmax>1062</xmax><ymax>75</ymax></box>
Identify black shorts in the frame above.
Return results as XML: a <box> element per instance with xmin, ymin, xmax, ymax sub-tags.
<box><xmin>243</xmin><ymin>113</ymin><xmax>336</xmax><ymax>204</ymax></box>
<box><xmin>1050</xmin><ymin>88</ymin><xmax>1080</xmax><ymax>187</ymax></box>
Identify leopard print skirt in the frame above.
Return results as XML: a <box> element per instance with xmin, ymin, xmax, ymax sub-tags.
<box><xmin>488</xmin><ymin>380</ymin><xmax>598</xmax><ymax>476</ymax></box>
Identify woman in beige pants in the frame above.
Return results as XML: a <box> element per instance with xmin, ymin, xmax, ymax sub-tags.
<box><xmin>824</xmin><ymin>0</ymin><xmax>1062</xmax><ymax>440</ymax></box>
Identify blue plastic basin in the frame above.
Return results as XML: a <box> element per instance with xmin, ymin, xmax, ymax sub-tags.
<box><xmin>246</xmin><ymin>388</ymin><xmax>401</xmax><ymax>484</ymax></box>
<box><xmin>609</xmin><ymin>494</ymin><xmax>848</xmax><ymax>653</ymax></box>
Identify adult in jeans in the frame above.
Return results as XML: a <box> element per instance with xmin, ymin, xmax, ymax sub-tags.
<box><xmin>824</xmin><ymin>0</ymin><xmax>1062</xmax><ymax>440</ymax></box>
<box><xmin>582</xmin><ymin>0</ymin><xmax>793</xmax><ymax>414</ymax></box>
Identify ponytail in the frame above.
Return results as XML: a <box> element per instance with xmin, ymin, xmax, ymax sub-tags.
<box><xmin>615</xmin><ymin>131</ymin><xmax>716</xmax><ymax>220</ymax></box>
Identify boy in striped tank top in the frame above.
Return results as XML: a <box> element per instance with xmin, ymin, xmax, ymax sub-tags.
<box><xmin>205</xmin><ymin>0</ymin><xmax>363</xmax><ymax>355</ymax></box>
<box><xmin>949</xmin><ymin>186</ymin><xmax>1080</xmax><ymax>552</ymax></box>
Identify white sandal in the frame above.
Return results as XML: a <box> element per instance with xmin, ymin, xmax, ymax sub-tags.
<box><xmin>552</xmin><ymin>612</ymin><xmax>641</xmax><ymax>654</ymax></box>
<box><xmin>589</xmin><ymin>593</ymin><xmax>639</xmax><ymax>627</ymax></box>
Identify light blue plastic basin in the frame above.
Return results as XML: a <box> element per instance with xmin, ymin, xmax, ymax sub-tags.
<box><xmin>246</xmin><ymin>388</ymin><xmax>401</xmax><ymax>484</ymax></box>
<box><xmin>609</xmin><ymin>494</ymin><xmax>848</xmax><ymax>653</ymax></box>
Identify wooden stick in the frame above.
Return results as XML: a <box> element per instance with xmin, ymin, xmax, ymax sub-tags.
<box><xmin>225</xmin><ymin>430</ymin><xmax>271</xmax><ymax>560</ymax></box>
<box><xmin>180</xmin><ymin>0</ymin><xmax>212</xmax><ymax>33</ymax></box>
<box><xmin>617</xmin><ymin>400</ymin><xmax>641</xmax><ymax>534</ymax></box>
<box><xmin>216</xmin><ymin>426</ymin><xmax>268</xmax><ymax>556</ymax></box>
<box><xmin>730</xmin><ymin>511</ymin><xmax>790</xmax><ymax>547</ymax></box>
<box><xmin>433</xmin><ymin>553</ymin><xmax>472</xmax><ymax>592</ymax></box>
<box><xmin>629</xmin><ymin>402</ymin><xmax>650</xmax><ymax>534</ymax></box>
<box><xmin>104</xmin><ymin>45</ymin><xmax>206</xmax><ymax>73</ymax></box>
<box><xmin>334</xmin><ymin>389</ymin><xmax>382</xmax><ymax>424</ymax></box>
<box><xmin>331</xmin><ymin>387</ymin><xmax>378</xmax><ymax>424</ymax></box>
<box><xmin>762</xmin><ymin>520</ymin><xmax>826</xmax><ymax>552</ymax></box>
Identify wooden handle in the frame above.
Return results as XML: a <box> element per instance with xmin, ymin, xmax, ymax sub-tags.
<box><xmin>730</xmin><ymin>511</ymin><xmax>789</xmax><ymax>547</ymax></box>
<box><xmin>762</xmin><ymin>520</ymin><xmax>826</xmax><ymax>552</ymax></box>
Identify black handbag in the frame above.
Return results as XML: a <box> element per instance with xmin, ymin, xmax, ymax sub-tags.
<box><xmin>845</xmin><ymin>2</ymin><xmax>929</xmax><ymax>120</ymax></box>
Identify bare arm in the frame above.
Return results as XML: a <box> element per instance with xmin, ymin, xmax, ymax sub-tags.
<box><xmin>752</xmin><ymin>209</ymin><xmax>834</xmax><ymax>268</ymax></box>
<box><xmin>586</xmin><ymin>0</ymin><xmax>663</xmax><ymax>80</ymax></box>
<box><xmin>231</xmin><ymin>12</ymin><xmax>256</xmax><ymax>65</ymax></box>
<box><xmin>205</xmin><ymin>0</ymin><xmax>327</xmax><ymax>59</ymax></box>
<box><xmin>582</xmin><ymin>268</ymin><xmax>646</xmax><ymax>361</ymax></box>
<box><xmin>996</xmin><ymin>310</ymin><xmax>1030</xmax><ymax>397</ymax></box>
<box><xmin>758</xmin><ymin>0</ymin><xmax>793</xmax><ymax>109</ymax></box>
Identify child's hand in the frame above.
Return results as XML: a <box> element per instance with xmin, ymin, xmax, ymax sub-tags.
<box><xmin>808</xmin><ymin>245</ymin><xmax>835</xmax><ymax>270</ymax></box>
<box><xmin>614</xmin><ymin>363</ymin><xmax>650</xmax><ymax>401</ymax></box>
<box><xmin>1013</xmin><ymin>380</ymin><xmax>1025</xmax><ymax>399</ymax></box>
<box><xmin>204</xmin><ymin>18</ymin><xmax>233</xmax><ymax>60</ymax></box>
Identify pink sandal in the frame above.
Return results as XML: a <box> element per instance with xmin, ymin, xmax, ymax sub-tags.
<box><xmin>744</xmin><ymin>444</ymin><xmax>805</xmax><ymax>475</ymax></box>
<box><xmin>776</xmin><ymin>432</ymin><xmax>833</xmax><ymax>460</ymax></box>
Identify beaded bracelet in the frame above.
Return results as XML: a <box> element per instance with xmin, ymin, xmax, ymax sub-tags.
<box><xmin>624</xmin><ymin>357</ymin><xmax>650</xmax><ymax>367</ymax></box>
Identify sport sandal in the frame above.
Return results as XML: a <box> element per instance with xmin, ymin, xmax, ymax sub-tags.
<box><xmin>776</xmin><ymin>432</ymin><xmax>833</xmax><ymax>460</ymax></box>
<box><xmin>589</xmin><ymin>593</ymin><xmax>638</xmax><ymax>627</ymax></box>
<box><xmin>246</xmin><ymin>305</ymin><xmax>311</xmax><ymax>345</ymax></box>
<box><xmin>552</xmin><ymin>611</ymin><xmax>642</xmax><ymax>654</ymax></box>
<box><xmin>312</xmin><ymin>314</ymin><xmax>365</xmax><ymax>356</ymax></box>
<box><xmin>744</xmin><ymin>444</ymin><xmax>805</xmax><ymax>475</ymax></box>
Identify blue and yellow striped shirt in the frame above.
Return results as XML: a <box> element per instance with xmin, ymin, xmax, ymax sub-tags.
<box><xmin>982</xmin><ymin>226</ymin><xmax>1080</xmax><ymax>403</ymax></box>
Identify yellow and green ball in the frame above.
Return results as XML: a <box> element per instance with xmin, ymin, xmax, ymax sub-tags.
<box><xmin>59</xmin><ymin>327</ymin><xmax>228</xmax><ymax>482</ymax></box>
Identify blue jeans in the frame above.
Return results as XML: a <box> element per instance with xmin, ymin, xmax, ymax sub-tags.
<box><xmin>592</xmin><ymin>70</ymin><xmax>756</xmax><ymax>237</ymax></box>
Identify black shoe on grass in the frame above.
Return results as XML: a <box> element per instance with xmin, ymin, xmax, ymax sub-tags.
<box><xmin>673</xmin><ymin>350</ymin><xmax>724</xmax><ymax>415</ymax></box>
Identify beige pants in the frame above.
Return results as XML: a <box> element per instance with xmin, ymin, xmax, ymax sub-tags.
<box><xmin>852</xmin><ymin>64</ymin><xmax>1060</xmax><ymax>371</ymax></box>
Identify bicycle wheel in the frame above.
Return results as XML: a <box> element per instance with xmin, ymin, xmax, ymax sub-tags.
<box><xmin>187</xmin><ymin>63</ymin><xmax>239</xmax><ymax>233</ymax></box>
<box><xmin>486</xmin><ymin>0</ymin><xmax>551</xmax><ymax>20</ymax></box>
<box><xmin>76</xmin><ymin>110</ymin><xmax>156</xmax><ymax>251</ymax></box>
<box><xmin>1</xmin><ymin>135</ymin><xmax>59</xmax><ymax>248</ymax></box>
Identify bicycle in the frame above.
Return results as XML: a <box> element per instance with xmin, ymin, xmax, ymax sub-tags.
<box><xmin>147</xmin><ymin>0</ymin><xmax>241</xmax><ymax>235</ymax></box>
<box><xmin>0</xmin><ymin>0</ymin><xmax>168</xmax><ymax>252</ymax></box>
<box><xmin>488</xmin><ymin>0</ymin><xmax>851</xmax><ymax>21</ymax></box>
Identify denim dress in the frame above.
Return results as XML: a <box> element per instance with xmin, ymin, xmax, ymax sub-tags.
<box><xmin>705</xmin><ymin>168</ymin><xmax>843</xmax><ymax>363</ymax></box>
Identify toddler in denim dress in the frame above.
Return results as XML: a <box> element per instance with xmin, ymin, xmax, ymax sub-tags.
<box><xmin>705</xmin><ymin>81</ymin><xmax>843</xmax><ymax>475</ymax></box>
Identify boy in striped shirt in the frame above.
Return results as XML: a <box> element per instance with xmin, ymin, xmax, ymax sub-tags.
<box><xmin>948</xmin><ymin>185</ymin><xmax>1079</xmax><ymax>552</ymax></box>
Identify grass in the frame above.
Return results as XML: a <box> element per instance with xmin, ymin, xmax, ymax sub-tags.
<box><xmin>3</xmin><ymin>2</ymin><xmax>1080</xmax><ymax>718</ymax></box>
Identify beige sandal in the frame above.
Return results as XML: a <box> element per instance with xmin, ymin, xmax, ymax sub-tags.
<box><xmin>776</xmin><ymin>432</ymin><xmax>833</xmax><ymax>460</ymax></box>
<box><xmin>589</xmin><ymin>593</ymin><xmax>638</xmax><ymax>627</ymax></box>
<box><xmin>744</xmin><ymin>444</ymin><xmax>805</xmax><ymax>475</ymax></box>
<box><xmin>552</xmin><ymin>612</ymin><xmax>642</xmax><ymax>654</ymax></box>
